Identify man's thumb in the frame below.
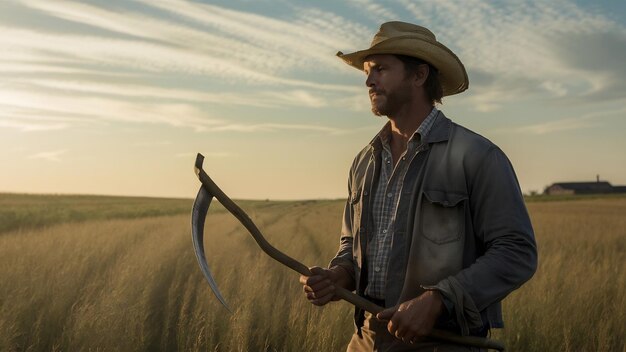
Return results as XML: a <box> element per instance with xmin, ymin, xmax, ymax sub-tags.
<box><xmin>376</xmin><ymin>307</ymin><xmax>396</xmax><ymax>321</ymax></box>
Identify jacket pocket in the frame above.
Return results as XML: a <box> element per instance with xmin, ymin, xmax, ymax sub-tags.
<box><xmin>421</xmin><ymin>190</ymin><xmax>467</xmax><ymax>244</ymax></box>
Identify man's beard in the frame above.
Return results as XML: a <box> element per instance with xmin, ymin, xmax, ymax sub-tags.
<box><xmin>369</xmin><ymin>84</ymin><xmax>411</xmax><ymax>117</ymax></box>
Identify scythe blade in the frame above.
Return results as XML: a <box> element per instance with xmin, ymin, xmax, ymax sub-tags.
<box><xmin>191</xmin><ymin>180</ymin><xmax>233</xmax><ymax>313</ymax></box>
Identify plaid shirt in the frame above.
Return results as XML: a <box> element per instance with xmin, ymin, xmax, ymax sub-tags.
<box><xmin>365</xmin><ymin>107</ymin><xmax>439</xmax><ymax>299</ymax></box>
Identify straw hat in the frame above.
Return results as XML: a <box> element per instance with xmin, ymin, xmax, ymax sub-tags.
<box><xmin>337</xmin><ymin>21</ymin><xmax>469</xmax><ymax>96</ymax></box>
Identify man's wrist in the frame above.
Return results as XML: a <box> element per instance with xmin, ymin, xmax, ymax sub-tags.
<box><xmin>329</xmin><ymin>265</ymin><xmax>355</xmax><ymax>290</ymax></box>
<box><xmin>426</xmin><ymin>289</ymin><xmax>444</xmax><ymax>313</ymax></box>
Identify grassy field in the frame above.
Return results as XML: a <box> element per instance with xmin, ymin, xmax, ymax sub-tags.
<box><xmin>0</xmin><ymin>193</ymin><xmax>624</xmax><ymax>351</ymax></box>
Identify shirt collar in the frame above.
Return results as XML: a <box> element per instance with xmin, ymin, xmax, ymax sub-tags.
<box><xmin>370</xmin><ymin>107</ymin><xmax>440</xmax><ymax>148</ymax></box>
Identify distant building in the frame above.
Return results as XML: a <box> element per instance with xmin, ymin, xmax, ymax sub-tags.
<box><xmin>544</xmin><ymin>176</ymin><xmax>626</xmax><ymax>195</ymax></box>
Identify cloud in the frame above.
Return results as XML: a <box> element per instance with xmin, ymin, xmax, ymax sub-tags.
<box><xmin>397</xmin><ymin>0</ymin><xmax>626</xmax><ymax>109</ymax></box>
<box><xmin>494</xmin><ymin>107</ymin><xmax>626</xmax><ymax>135</ymax></box>
<box><xmin>0</xmin><ymin>87</ymin><xmax>223</xmax><ymax>132</ymax></box>
<box><xmin>203</xmin><ymin>122</ymin><xmax>346</xmax><ymax>134</ymax></box>
<box><xmin>3</xmin><ymin>0</ymin><xmax>363</xmax><ymax>91</ymax></box>
<box><xmin>0</xmin><ymin>118</ymin><xmax>69</xmax><ymax>132</ymax></box>
<box><xmin>28</xmin><ymin>149</ymin><xmax>68</xmax><ymax>162</ymax></box>
<box><xmin>16</xmin><ymin>78</ymin><xmax>342</xmax><ymax>109</ymax></box>
<box><xmin>345</xmin><ymin>0</ymin><xmax>399</xmax><ymax>23</ymax></box>
<box><xmin>4</xmin><ymin>0</ymin><xmax>624</xmax><ymax>137</ymax></box>
<box><xmin>0</xmin><ymin>83</ymin><xmax>357</xmax><ymax>135</ymax></box>
<box><xmin>515</xmin><ymin>116</ymin><xmax>598</xmax><ymax>135</ymax></box>
<box><xmin>546</xmin><ymin>29</ymin><xmax>626</xmax><ymax>102</ymax></box>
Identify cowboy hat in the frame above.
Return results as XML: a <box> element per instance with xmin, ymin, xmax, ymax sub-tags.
<box><xmin>336</xmin><ymin>21</ymin><xmax>469</xmax><ymax>96</ymax></box>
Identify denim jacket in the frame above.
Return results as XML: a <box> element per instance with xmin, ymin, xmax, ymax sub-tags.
<box><xmin>330</xmin><ymin>111</ymin><xmax>538</xmax><ymax>335</ymax></box>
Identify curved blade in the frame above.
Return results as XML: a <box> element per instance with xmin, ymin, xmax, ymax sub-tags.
<box><xmin>191</xmin><ymin>185</ymin><xmax>232</xmax><ymax>313</ymax></box>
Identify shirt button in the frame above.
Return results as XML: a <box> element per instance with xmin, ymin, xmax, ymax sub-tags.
<box><xmin>386</xmin><ymin>159</ymin><xmax>391</xmax><ymax>164</ymax></box>
<box><xmin>387</xmin><ymin>193</ymin><xmax>392</xmax><ymax>198</ymax></box>
<box><xmin>382</xmin><ymin>229</ymin><xmax>387</xmax><ymax>234</ymax></box>
<box><xmin>363</xmin><ymin>191</ymin><xmax>369</xmax><ymax>196</ymax></box>
<box><xmin>374</xmin><ymin>267</ymin><xmax>381</xmax><ymax>272</ymax></box>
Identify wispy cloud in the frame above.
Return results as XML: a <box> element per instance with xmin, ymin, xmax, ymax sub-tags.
<box><xmin>202</xmin><ymin>123</ymin><xmax>347</xmax><ymax>135</ymax></box>
<box><xmin>0</xmin><ymin>82</ymin><xmax>358</xmax><ymax>134</ymax></box>
<box><xmin>397</xmin><ymin>0</ymin><xmax>626</xmax><ymax>109</ymax></box>
<box><xmin>493</xmin><ymin>107</ymin><xmax>626</xmax><ymax>135</ymax></box>
<box><xmin>346</xmin><ymin>0</ymin><xmax>399</xmax><ymax>23</ymax></box>
<box><xmin>0</xmin><ymin>87</ymin><xmax>223</xmax><ymax>132</ymax></box>
<box><xmin>28</xmin><ymin>149</ymin><xmax>68</xmax><ymax>162</ymax></box>
<box><xmin>515</xmin><ymin>116</ymin><xmax>598</xmax><ymax>135</ymax></box>
<box><xmin>15</xmin><ymin>78</ymin><xmax>340</xmax><ymax>109</ymax></box>
<box><xmin>14</xmin><ymin>0</ymin><xmax>363</xmax><ymax>80</ymax></box>
<box><xmin>1</xmin><ymin>0</ymin><xmax>371</xmax><ymax>134</ymax></box>
<box><xmin>2</xmin><ymin>0</ymin><xmax>624</xmax><ymax>136</ymax></box>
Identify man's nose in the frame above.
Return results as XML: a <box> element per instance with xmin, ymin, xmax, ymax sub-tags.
<box><xmin>365</xmin><ymin>72</ymin><xmax>375</xmax><ymax>88</ymax></box>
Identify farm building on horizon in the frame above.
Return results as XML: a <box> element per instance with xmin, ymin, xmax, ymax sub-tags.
<box><xmin>544</xmin><ymin>175</ymin><xmax>626</xmax><ymax>195</ymax></box>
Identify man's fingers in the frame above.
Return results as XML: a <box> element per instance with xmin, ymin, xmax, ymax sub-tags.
<box><xmin>305</xmin><ymin>284</ymin><xmax>335</xmax><ymax>300</ymax></box>
<box><xmin>299</xmin><ymin>274</ymin><xmax>323</xmax><ymax>285</ymax></box>
<box><xmin>394</xmin><ymin>324</ymin><xmax>407</xmax><ymax>340</ymax></box>
<box><xmin>299</xmin><ymin>266</ymin><xmax>330</xmax><ymax>286</ymax></box>
<box><xmin>300</xmin><ymin>267</ymin><xmax>336</xmax><ymax>307</ymax></box>
<box><xmin>402</xmin><ymin>333</ymin><xmax>418</xmax><ymax>345</ymax></box>
<box><xmin>311</xmin><ymin>292</ymin><xmax>334</xmax><ymax>306</ymax></box>
<box><xmin>376</xmin><ymin>307</ymin><xmax>396</xmax><ymax>321</ymax></box>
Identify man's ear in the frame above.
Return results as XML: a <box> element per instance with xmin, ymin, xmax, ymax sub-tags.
<box><xmin>413</xmin><ymin>64</ymin><xmax>429</xmax><ymax>87</ymax></box>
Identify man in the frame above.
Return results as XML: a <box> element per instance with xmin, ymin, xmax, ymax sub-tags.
<box><xmin>299</xmin><ymin>22</ymin><xmax>537</xmax><ymax>351</ymax></box>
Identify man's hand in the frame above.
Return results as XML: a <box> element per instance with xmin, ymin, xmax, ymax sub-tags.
<box><xmin>299</xmin><ymin>266</ymin><xmax>352</xmax><ymax>306</ymax></box>
<box><xmin>376</xmin><ymin>290</ymin><xmax>444</xmax><ymax>344</ymax></box>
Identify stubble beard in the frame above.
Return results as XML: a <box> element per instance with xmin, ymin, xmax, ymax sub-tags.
<box><xmin>369</xmin><ymin>83</ymin><xmax>412</xmax><ymax>118</ymax></box>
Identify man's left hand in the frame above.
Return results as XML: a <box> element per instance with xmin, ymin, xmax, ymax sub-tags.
<box><xmin>376</xmin><ymin>290</ymin><xmax>444</xmax><ymax>344</ymax></box>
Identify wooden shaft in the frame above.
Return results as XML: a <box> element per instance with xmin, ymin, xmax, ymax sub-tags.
<box><xmin>195</xmin><ymin>153</ymin><xmax>505</xmax><ymax>351</ymax></box>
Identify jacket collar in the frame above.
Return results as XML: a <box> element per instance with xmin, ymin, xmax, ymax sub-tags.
<box><xmin>423</xmin><ymin>110</ymin><xmax>451</xmax><ymax>144</ymax></box>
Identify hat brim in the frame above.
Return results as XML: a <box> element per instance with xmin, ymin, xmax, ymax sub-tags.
<box><xmin>337</xmin><ymin>37</ymin><xmax>469</xmax><ymax>97</ymax></box>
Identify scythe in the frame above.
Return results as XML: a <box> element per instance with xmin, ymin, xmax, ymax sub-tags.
<box><xmin>191</xmin><ymin>153</ymin><xmax>505</xmax><ymax>351</ymax></box>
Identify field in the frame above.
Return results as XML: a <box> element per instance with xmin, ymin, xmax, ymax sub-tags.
<box><xmin>0</xmin><ymin>193</ymin><xmax>624</xmax><ymax>351</ymax></box>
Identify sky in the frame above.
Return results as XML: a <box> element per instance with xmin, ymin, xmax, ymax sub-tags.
<box><xmin>1</xmin><ymin>0</ymin><xmax>625</xmax><ymax>200</ymax></box>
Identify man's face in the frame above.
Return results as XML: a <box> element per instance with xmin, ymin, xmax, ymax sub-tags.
<box><xmin>363</xmin><ymin>54</ymin><xmax>412</xmax><ymax>117</ymax></box>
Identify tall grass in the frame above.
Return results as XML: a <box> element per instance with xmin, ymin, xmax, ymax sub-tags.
<box><xmin>0</xmin><ymin>196</ymin><xmax>624</xmax><ymax>351</ymax></box>
<box><xmin>0</xmin><ymin>193</ymin><xmax>193</xmax><ymax>233</ymax></box>
<box><xmin>492</xmin><ymin>198</ymin><xmax>626</xmax><ymax>351</ymax></box>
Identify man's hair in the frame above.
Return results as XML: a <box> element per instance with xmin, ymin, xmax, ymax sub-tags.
<box><xmin>395</xmin><ymin>54</ymin><xmax>443</xmax><ymax>105</ymax></box>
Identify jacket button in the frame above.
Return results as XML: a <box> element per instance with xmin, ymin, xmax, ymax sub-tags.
<box><xmin>364</xmin><ymin>191</ymin><xmax>369</xmax><ymax>196</ymax></box>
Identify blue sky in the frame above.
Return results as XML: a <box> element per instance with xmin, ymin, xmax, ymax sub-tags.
<box><xmin>1</xmin><ymin>0</ymin><xmax>625</xmax><ymax>199</ymax></box>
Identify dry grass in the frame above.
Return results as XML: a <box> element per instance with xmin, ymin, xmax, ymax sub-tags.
<box><xmin>493</xmin><ymin>198</ymin><xmax>626</xmax><ymax>351</ymax></box>
<box><xmin>0</xmin><ymin>195</ymin><xmax>624</xmax><ymax>351</ymax></box>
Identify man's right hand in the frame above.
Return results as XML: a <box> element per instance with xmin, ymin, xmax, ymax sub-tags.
<box><xmin>299</xmin><ymin>266</ymin><xmax>351</xmax><ymax>306</ymax></box>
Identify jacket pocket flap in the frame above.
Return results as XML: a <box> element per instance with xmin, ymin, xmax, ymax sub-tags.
<box><xmin>423</xmin><ymin>190</ymin><xmax>467</xmax><ymax>207</ymax></box>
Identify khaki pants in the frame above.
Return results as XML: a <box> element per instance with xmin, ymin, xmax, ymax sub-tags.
<box><xmin>346</xmin><ymin>313</ymin><xmax>485</xmax><ymax>352</ymax></box>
